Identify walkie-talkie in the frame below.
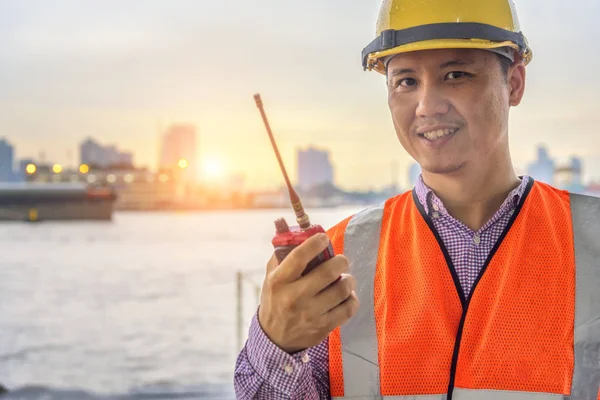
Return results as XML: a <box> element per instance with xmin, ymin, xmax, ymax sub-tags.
<box><xmin>254</xmin><ymin>94</ymin><xmax>335</xmax><ymax>275</ymax></box>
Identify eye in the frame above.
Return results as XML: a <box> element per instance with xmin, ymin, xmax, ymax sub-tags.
<box><xmin>445</xmin><ymin>71</ymin><xmax>471</xmax><ymax>80</ymax></box>
<box><xmin>396</xmin><ymin>77</ymin><xmax>417</xmax><ymax>88</ymax></box>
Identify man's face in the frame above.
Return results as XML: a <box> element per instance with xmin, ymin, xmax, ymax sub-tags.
<box><xmin>386</xmin><ymin>48</ymin><xmax>525</xmax><ymax>175</ymax></box>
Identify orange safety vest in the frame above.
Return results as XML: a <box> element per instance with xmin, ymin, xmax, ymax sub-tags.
<box><xmin>326</xmin><ymin>180</ymin><xmax>600</xmax><ymax>400</ymax></box>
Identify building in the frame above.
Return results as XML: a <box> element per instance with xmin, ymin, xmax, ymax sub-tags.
<box><xmin>296</xmin><ymin>146</ymin><xmax>334</xmax><ymax>191</ymax></box>
<box><xmin>80</xmin><ymin>138</ymin><xmax>134</xmax><ymax>169</ymax></box>
<box><xmin>80</xmin><ymin>138</ymin><xmax>105</xmax><ymax>168</ymax></box>
<box><xmin>555</xmin><ymin>156</ymin><xmax>585</xmax><ymax>194</ymax></box>
<box><xmin>17</xmin><ymin>159</ymin><xmax>35</xmax><ymax>182</ymax></box>
<box><xmin>527</xmin><ymin>145</ymin><xmax>555</xmax><ymax>185</ymax></box>
<box><xmin>585</xmin><ymin>182</ymin><xmax>600</xmax><ymax>198</ymax></box>
<box><xmin>408</xmin><ymin>162</ymin><xmax>421</xmax><ymax>188</ymax></box>
<box><xmin>570</xmin><ymin>156</ymin><xmax>583</xmax><ymax>187</ymax></box>
<box><xmin>0</xmin><ymin>139</ymin><xmax>15</xmax><ymax>182</ymax></box>
<box><xmin>159</xmin><ymin>124</ymin><xmax>197</xmax><ymax>183</ymax></box>
<box><xmin>118</xmin><ymin>152</ymin><xmax>133</xmax><ymax>167</ymax></box>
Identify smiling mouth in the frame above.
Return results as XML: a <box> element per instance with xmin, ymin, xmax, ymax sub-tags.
<box><xmin>418</xmin><ymin>128</ymin><xmax>459</xmax><ymax>141</ymax></box>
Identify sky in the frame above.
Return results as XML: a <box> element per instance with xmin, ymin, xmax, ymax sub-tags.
<box><xmin>1</xmin><ymin>0</ymin><xmax>600</xmax><ymax>190</ymax></box>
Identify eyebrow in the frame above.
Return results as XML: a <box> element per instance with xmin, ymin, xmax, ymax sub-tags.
<box><xmin>389</xmin><ymin>58</ymin><xmax>475</xmax><ymax>76</ymax></box>
<box><xmin>389</xmin><ymin>68</ymin><xmax>415</xmax><ymax>77</ymax></box>
<box><xmin>439</xmin><ymin>58</ymin><xmax>475</xmax><ymax>69</ymax></box>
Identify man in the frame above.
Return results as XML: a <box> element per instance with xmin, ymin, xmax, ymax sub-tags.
<box><xmin>234</xmin><ymin>0</ymin><xmax>600</xmax><ymax>398</ymax></box>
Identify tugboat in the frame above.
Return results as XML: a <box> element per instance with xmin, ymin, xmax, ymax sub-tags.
<box><xmin>0</xmin><ymin>182</ymin><xmax>116</xmax><ymax>222</ymax></box>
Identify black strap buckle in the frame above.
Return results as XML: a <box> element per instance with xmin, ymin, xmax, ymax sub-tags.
<box><xmin>380</xmin><ymin>29</ymin><xmax>396</xmax><ymax>50</ymax></box>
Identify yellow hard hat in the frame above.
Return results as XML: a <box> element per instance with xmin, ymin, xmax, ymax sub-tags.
<box><xmin>362</xmin><ymin>0</ymin><xmax>533</xmax><ymax>74</ymax></box>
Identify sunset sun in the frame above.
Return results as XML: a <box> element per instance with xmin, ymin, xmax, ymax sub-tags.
<box><xmin>202</xmin><ymin>157</ymin><xmax>224</xmax><ymax>179</ymax></box>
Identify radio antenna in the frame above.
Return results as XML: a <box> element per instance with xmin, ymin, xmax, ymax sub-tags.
<box><xmin>254</xmin><ymin>93</ymin><xmax>311</xmax><ymax>229</ymax></box>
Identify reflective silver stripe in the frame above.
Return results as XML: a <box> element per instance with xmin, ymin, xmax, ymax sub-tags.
<box><xmin>333</xmin><ymin>396</ymin><xmax>446</xmax><ymax>400</ymax></box>
<box><xmin>341</xmin><ymin>202</ymin><xmax>385</xmax><ymax>397</ymax></box>
<box><xmin>569</xmin><ymin>193</ymin><xmax>600</xmax><ymax>400</ymax></box>
<box><xmin>453</xmin><ymin>388</ymin><xmax>563</xmax><ymax>399</ymax></box>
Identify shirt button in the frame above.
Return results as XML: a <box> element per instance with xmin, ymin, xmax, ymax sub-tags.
<box><xmin>473</xmin><ymin>234</ymin><xmax>481</xmax><ymax>245</ymax></box>
<box><xmin>432</xmin><ymin>211</ymin><xmax>440</xmax><ymax>219</ymax></box>
<box><xmin>302</xmin><ymin>354</ymin><xmax>310</xmax><ymax>363</ymax></box>
<box><xmin>432</xmin><ymin>203</ymin><xmax>440</xmax><ymax>211</ymax></box>
<box><xmin>284</xmin><ymin>364</ymin><xmax>294</xmax><ymax>375</ymax></box>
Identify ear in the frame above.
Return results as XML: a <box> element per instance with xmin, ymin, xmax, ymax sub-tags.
<box><xmin>508</xmin><ymin>62</ymin><xmax>526</xmax><ymax>106</ymax></box>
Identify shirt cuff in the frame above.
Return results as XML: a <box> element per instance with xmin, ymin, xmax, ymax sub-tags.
<box><xmin>246</xmin><ymin>311</ymin><xmax>311</xmax><ymax>396</ymax></box>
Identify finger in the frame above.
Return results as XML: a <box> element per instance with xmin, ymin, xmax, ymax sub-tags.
<box><xmin>311</xmin><ymin>274</ymin><xmax>356</xmax><ymax>316</ymax></box>
<box><xmin>295</xmin><ymin>255</ymin><xmax>349</xmax><ymax>297</ymax></box>
<box><xmin>271</xmin><ymin>233</ymin><xmax>331</xmax><ymax>284</ymax></box>
<box><xmin>319</xmin><ymin>291</ymin><xmax>360</xmax><ymax>332</ymax></box>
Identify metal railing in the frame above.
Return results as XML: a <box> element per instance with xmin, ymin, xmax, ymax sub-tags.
<box><xmin>235</xmin><ymin>270</ymin><xmax>263</xmax><ymax>351</ymax></box>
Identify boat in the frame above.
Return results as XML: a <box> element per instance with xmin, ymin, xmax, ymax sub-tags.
<box><xmin>0</xmin><ymin>182</ymin><xmax>116</xmax><ymax>222</ymax></box>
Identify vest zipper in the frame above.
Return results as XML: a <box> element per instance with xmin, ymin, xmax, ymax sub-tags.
<box><xmin>412</xmin><ymin>178</ymin><xmax>534</xmax><ymax>400</ymax></box>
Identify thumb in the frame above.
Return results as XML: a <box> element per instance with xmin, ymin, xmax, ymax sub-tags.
<box><xmin>265</xmin><ymin>253</ymin><xmax>278</xmax><ymax>275</ymax></box>
<box><xmin>271</xmin><ymin>233</ymin><xmax>330</xmax><ymax>284</ymax></box>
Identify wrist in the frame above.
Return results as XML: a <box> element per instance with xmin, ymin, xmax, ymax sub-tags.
<box><xmin>257</xmin><ymin>307</ymin><xmax>304</xmax><ymax>354</ymax></box>
<box><xmin>247</xmin><ymin>312</ymin><xmax>308</xmax><ymax>394</ymax></box>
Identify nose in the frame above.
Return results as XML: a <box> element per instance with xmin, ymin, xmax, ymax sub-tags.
<box><xmin>415</xmin><ymin>84</ymin><xmax>450</xmax><ymax>118</ymax></box>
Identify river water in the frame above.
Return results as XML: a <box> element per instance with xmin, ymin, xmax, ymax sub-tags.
<box><xmin>0</xmin><ymin>207</ymin><xmax>363</xmax><ymax>399</ymax></box>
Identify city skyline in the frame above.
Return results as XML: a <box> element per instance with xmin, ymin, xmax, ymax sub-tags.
<box><xmin>2</xmin><ymin>1</ymin><xmax>600</xmax><ymax>190</ymax></box>
<box><xmin>1</xmin><ymin>133</ymin><xmax>598</xmax><ymax>194</ymax></box>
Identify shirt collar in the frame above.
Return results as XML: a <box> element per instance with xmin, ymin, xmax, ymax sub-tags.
<box><xmin>414</xmin><ymin>174</ymin><xmax>531</xmax><ymax>217</ymax></box>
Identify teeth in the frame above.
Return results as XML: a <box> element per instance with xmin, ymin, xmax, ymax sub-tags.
<box><xmin>423</xmin><ymin>129</ymin><xmax>454</xmax><ymax>140</ymax></box>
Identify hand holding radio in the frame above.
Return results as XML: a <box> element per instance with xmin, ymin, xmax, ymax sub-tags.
<box><xmin>258</xmin><ymin>233</ymin><xmax>359</xmax><ymax>354</ymax></box>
